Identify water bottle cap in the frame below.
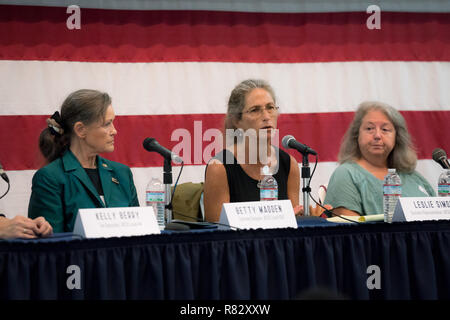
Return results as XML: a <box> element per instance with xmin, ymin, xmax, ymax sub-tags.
<box><xmin>388</xmin><ymin>168</ymin><xmax>396</xmax><ymax>173</ymax></box>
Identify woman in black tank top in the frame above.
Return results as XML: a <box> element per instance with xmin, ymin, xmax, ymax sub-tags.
<box><xmin>204</xmin><ymin>79</ymin><xmax>300</xmax><ymax>222</ymax></box>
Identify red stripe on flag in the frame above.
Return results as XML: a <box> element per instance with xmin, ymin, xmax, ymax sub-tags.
<box><xmin>0</xmin><ymin>5</ymin><xmax>449</xmax><ymax>63</ymax></box>
<box><xmin>1</xmin><ymin>111</ymin><xmax>449</xmax><ymax>171</ymax></box>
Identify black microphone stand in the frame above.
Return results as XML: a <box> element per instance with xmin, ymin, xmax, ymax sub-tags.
<box><xmin>301</xmin><ymin>152</ymin><xmax>311</xmax><ymax>216</ymax></box>
<box><xmin>163</xmin><ymin>158</ymin><xmax>173</xmax><ymax>224</ymax></box>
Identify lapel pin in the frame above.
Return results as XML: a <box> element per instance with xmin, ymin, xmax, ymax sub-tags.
<box><xmin>102</xmin><ymin>163</ymin><xmax>108</xmax><ymax>168</ymax></box>
<box><xmin>112</xmin><ymin>177</ymin><xmax>119</xmax><ymax>184</ymax></box>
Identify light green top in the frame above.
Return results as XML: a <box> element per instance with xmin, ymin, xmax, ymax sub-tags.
<box><xmin>324</xmin><ymin>162</ymin><xmax>436</xmax><ymax>216</ymax></box>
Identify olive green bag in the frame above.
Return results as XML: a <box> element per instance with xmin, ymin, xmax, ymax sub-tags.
<box><xmin>171</xmin><ymin>182</ymin><xmax>204</xmax><ymax>222</ymax></box>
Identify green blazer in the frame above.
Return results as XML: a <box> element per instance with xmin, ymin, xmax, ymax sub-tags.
<box><xmin>28</xmin><ymin>150</ymin><xmax>139</xmax><ymax>232</ymax></box>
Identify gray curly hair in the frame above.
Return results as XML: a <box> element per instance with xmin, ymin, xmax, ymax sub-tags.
<box><xmin>224</xmin><ymin>79</ymin><xmax>277</xmax><ymax>130</ymax></box>
<box><xmin>338</xmin><ymin>101</ymin><xmax>417</xmax><ymax>173</ymax></box>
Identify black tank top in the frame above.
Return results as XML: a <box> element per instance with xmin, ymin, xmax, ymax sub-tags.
<box><xmin>210</xmin><ymin>148</ymin><xmax>291</xmax><ymax>202</ymax></box>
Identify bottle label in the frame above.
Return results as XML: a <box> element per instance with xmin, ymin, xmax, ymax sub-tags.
<box><xmin>146</xmin><ymin>191</ymin><xmax>165</xmax><ymax>203</ymax></box>
<box><xmin>438</xmin><ymin>183</ymin><xmax>450</xmax><ymax>196</ymax></box>
<box><xmin>260</xmin><ymin>188</ymin><xmax>278</xmax><ymax>201</ymax></box>
<box><xmin>383</xmin><ymin>184</ymin><xmax>402</xmax><ymax>196</ymax></box>
<box><xmin>146</xmin><ymin>191</ymin><xmax>165</xmax><ymax>229</ymax></box>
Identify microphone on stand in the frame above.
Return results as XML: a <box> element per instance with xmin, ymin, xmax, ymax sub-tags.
<box><xmin>282</xmin><ymin>135</ymin><xmax>317</xmax><ymax>155</ymax></box>
<box><xmin>142</xmin><ymin>138</ymin><xmax>184</xmax><ymax>225</ymax></box>
<box><xmin>142</xmin><ymin>138</ymin><xmax>183</xmax><ymax>163</ymax></box>
<box><xmin>282</xmin><ymin>135</ymin><xmax>318</xmax><ymax>216</ymax></box>
<box><xmin>432</xmin><ymin>148</ymin><xmax>450</xmax><ymax>169</ymax></box>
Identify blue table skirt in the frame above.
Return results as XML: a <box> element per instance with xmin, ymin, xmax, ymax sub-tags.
<box><xmin>1</xmin><ymin>219</ymin><xmax>449</xmax><ymax>300</ymax></box>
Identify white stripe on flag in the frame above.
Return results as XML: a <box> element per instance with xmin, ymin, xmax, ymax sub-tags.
<box><xmin>1</xmin><ymin>60</ymin><xmax>449</xmax><ymax>116</ymax></box>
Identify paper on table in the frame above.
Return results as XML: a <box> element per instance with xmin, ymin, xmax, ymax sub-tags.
<box><xmin>327</xmin><ymin>214</ymin><xmax>384</xmax><ymax>223</ymax></box>
<box><xmin>362</xmin><ymin>214</ymin><xmax>384</xmax><ymax>222</ymax></box>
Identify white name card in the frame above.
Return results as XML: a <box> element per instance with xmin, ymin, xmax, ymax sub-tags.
<box><xmin>73</xmin><ymin>206</ymin><xmax>160</xmax><ymax>238</ymax></box>
<box><xmin>392</xmin><ymin>197</ymin><xmax>450</xmax><ymax>222</ymax></box>
<box><xmin>218</xmin><ymin>200</ymin><xmax>297</xmax><ymax>230</ymax></box>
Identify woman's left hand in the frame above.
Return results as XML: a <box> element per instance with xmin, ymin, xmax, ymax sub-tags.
<box><xmin>33</xmin><ymin>217</ymin><xmax>53</xmax><ymax>237</ymax></box>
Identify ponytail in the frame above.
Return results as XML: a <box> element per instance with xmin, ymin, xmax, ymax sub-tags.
<box><xmin>38</xmin><ymin>89</ymin><xmax>111</xmax><ymax>164</ymax></box>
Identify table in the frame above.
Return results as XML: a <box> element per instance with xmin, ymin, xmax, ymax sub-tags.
<box><xmin>1</xmin><ymin>218</ymin><xmax>450</xmax><ymax>300</ymax></box>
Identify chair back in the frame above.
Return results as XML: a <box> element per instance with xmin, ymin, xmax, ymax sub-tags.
<box><xmin>171</xmin><ymin>182</ymin><xmax>204</xmax><ymax>222</ymax></box>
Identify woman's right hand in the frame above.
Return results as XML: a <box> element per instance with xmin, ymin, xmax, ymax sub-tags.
<box><xmin>0</xmin><ymin>215</ymin><xmax>40</xmax><ymax>239</ymax></box>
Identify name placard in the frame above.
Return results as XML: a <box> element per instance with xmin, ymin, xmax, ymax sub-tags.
<box><xmin>218</xmin><ymin>200</ymin><xmax>297</xmax><ymax>230</ymax></box>
<box><xmin>392</xmin><ymin>197</ymin><xmax>450</xmax><ymax>222</ymax></box>
<box><xmin>73</xmin><ymin>206</ymin><xmax>160</xmax><ymax>238</ymax></box>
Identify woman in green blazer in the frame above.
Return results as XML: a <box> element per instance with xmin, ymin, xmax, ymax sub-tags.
<box><xmin>28</xmin><ymin>89</ymin><xmax>139</xmax><ymax>232</ymax></box>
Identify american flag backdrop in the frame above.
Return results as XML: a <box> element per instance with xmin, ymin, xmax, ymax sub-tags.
<box><xmin>0</xmin><ymin>0</ymin><xmax>449</xmax><ymax>217</ymax></box>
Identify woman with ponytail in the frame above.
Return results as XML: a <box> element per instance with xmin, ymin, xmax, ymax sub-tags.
<box><xmin>28</xmin><ymin>89</ymin><xmax>139</xmax><ymax>232</ymax></box>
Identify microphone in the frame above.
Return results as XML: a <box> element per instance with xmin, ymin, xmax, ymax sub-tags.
<box><xmin>0</xmin><ymin>162</ymin><xmax>9</xmax><ymax>183</ymax></box>
<box><xmin>432</xmin><ymin>148</ymin><xmax>450</xmax><ymax>169</ymax></box>
<box><xmin>282</xmin><ymin>135</ymin><xmax>317</xmax><ymax>156</ymax></box>
<box><xmin>143</xmin><ymin>138</ymin><xmax>183</xmax><ymax>163</ymax></box>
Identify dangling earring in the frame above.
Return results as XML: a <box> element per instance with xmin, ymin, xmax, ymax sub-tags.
<box><xmin>235</xmin><ymin>128</ymin><xmax>245</xmax><ymax>145</ymax></box>
<box><xmin>236</xmin><ymin>128</ymin><xmax>244</xmax><ymax>138</ymax></box>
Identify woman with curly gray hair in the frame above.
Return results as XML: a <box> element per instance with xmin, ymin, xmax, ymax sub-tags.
<box><xmin>324</xmin><ymin>101</ymin><xmax>435</xmax><ymax>216</ymax></box>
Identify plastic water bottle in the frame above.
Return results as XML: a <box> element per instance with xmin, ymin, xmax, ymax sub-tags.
<box><xmin>383</xmin><ymin>168</ymin><xmax>402</xmax><ymax>223</ymax></box>
<box><xmin>438</xmin><ymin>169</ymin><xmax>450</xmax><ymax>197</ymax></box>
<box><xmin>146</xmin><ymin>177</ymin><xmax>165</xmax><ymax>230</ymax></box>
<box><xmin>258</xmin><ymin>165</ymin><xmax>278</xmax><ymax>201</ymax></box>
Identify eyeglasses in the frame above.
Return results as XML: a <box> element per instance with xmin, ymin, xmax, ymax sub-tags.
<box><xmin>240</xmin><ymin>105</ymin><xmax>280</xmax><ymax>117</ymax></box>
